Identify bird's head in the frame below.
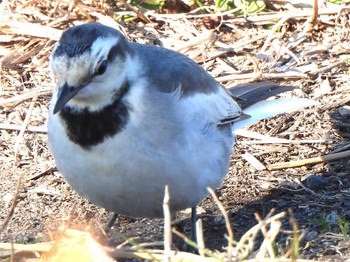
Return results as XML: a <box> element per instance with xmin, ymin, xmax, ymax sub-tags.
<box><xmin>50</xmin><ymin>23</ymin><xmax>130</xmax><ymax>114</ymax></box>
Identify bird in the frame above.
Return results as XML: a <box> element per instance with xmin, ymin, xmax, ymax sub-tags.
<box><xmin>48</xmin><ymin>23</ymin><xmax>317</xmax><ymax>232</ymax></box>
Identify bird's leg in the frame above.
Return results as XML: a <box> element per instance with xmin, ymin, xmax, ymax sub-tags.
<box><xmin>107</xmin><ymin>213</ymin><xmax>119</xmax><ymax>228</ymax></box>
<box><xmin>191</xmin><ymin>206</ymin><xmax>197</xmax><ymax>244</ymax></box>
<box><xmin>181</xmin><ymin>206</ymin><xmax>198</xmax><ymax>253</ymax></box>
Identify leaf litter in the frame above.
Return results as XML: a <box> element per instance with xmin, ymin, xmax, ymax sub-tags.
<box><xmin>1</xmin><ymin>0</ymin><xmax>350</xmax><ymax>260</ymax></box>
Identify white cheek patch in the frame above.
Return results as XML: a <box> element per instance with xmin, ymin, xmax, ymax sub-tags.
<box><xmin>66</xmin><ymin>53</ymin><xmax>91</xmax><ymax>87</ymax></box>
<box><xmin>51</xmin><ymin>36</ymin><xmax>122</xmax><ymax>90</ymax></box>
<box><xmin>50</xmin><ymin>35</ymin><xmax>131</xmax><ymax>112</ymax></box>
<box><xmin>51</xmin><ymin>55</ymin><xmax>69</xmax><ymax>88</ymax></box>
<box><xmin>51</xmin><ymin>52</ymin><xmax>92</xmax><ymax>88</ymax></box>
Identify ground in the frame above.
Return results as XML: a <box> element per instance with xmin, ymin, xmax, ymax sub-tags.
<box><xmin>1</xmin><ymin>1</ymin><xmax>350</xmax><ymax>261</ymax></box>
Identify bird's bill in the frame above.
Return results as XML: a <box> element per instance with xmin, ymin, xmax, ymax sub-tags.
<box><xmin>53</xmin><ymin>82</ymin><xmax>81</xmax><ymax>114</ymax></box>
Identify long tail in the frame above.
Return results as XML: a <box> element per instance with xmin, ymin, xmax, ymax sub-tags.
<box><xmin>228</xmin><ymin>82</ymin><xmax>320</xmax><ymax>131</ymax></box>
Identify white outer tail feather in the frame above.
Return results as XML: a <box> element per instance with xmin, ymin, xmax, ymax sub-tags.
<box><xmin>233</xmin><ymin>98</ymin><xmax>320</xmax><ymax>132</ymax></box>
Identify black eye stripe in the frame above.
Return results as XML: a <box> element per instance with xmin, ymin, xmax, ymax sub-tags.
<box><xmin>108</xmin><ymin>41</ymin><xmax>127</xmax><ymax>62</ymax></box>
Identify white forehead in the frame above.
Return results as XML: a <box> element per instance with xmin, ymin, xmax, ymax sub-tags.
<box><xmin>90</xmin><ymin>36</ymin><xmax>119</xmax><ymax>60</ymax></box>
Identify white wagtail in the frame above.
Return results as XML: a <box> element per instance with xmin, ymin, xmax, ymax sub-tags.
<box><xmin>48</xmin><ymin>23</ymin><xmax>317</xmax><ymax>231</ymax></box>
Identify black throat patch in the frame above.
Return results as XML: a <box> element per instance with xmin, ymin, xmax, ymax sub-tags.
<box><xmin>59</xmin><ymin>81</ymin><xmax>130</xmax><ymax>149</ymax></box>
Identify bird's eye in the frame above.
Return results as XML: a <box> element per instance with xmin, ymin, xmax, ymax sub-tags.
<box><xmin>95</xmin><ymin>60</ymin><xmax>108</xmax><ymax>76</ymax></box>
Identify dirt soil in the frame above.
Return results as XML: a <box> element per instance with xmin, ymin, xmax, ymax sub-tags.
<box><xmin>1</xmin><ymin>1</ymin><xmax>350</xmax><ymax>261</ymax></box>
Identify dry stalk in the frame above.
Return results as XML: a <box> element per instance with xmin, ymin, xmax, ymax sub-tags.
<box><xmin>207</xmin><ymin>187</ymin><xmax>234</xmax><ymax>261</ymax></box>
<box><xmin>238</xmin><ymin>139</ymin><xmax>326</xmax><ymax>145</ymax></box>
<box><xmin>254</xmin><ymin>213</ymin><xmax>281</xmax><ymax>259</ymax></box>
<box><xmin>0</xmin><ymin>172</ymin><xmax>24</xmax><ymax>232</ymax></box>
<box><xmin>241</xmin><ymin>152</ymin><xmax>266</xmax><ymax>171</ymax></box>
<box><xmin>235</xmin><ymin>130</ymin><xmax>289</xmax><ymax>143</ymax></box>
<box><xmin>281</xmin><ymin>209</ymin><xmax>306</xmax><ymax>260</ymax></box>
<box><xmin>2</xmin><ymin>39</ymin><xmax>46</xmax><ymax>66</ymax></box>
<box><xmin>118</xmin><ymin>0</ymin><xmax>151</xmax><ymax>23</ymax></box>
<box><xmin>0</xmin><ymin>87</ymin><xmax>52</xmax><ymax>108</ymax></box>
<box><xmin>0</xmin><ymin>124</ymin><xmax>47</xmax><ymax>133</ymax></box>
<box><xmin>235</xmin><ymin>211</ymin><xmax>286</xmax><ymax>259</ymax></box>
<box><xmin>1</xmin><ymin>21</ymin><xmax>62</xmax><ymax>40</ymax></box>
<box><xmin>215</xmin><ymin>72</ymin><xmax>309</xmax><ymax>82</ymax></box>
<box><xmin>266</xmin><ymin>150</ymin><xmax>350</xmax><ymax>170</ymax></box>
<box><xmin>171</xmin><ymin>229</ymin><xmax>217</xmax><ymax>259</ymax></box>
<box><xmin>226</xmin><ymin>7</ymin><xmax>349</xmax><ymax>24</ymax></box>
<box><xmin>74</xmin><ymin>0</ymin><xmax>94</xmax><ymax>22</ymax></box>
<box><xmin>173</xmin><ymin>31</ymin><xmax>218</xmax><ymax>53</ymax></box>
<box><xmin>312</xmin><ymin>0</ymin><xmax>319</xmax><ymax>26</ymax></box>
<box><xmin>163</xmin><ymin>185</ymin><xmax>171</xmax><ymax>262</ymax></box>
<box><xmin>290</xmin><ymin>178</ymin><xmax>322</xmax><ymax>198</ymax></box>
<box><xmin>260</xmin><ymin>13</ymin><xmax>296</xmax><ymax>54</ymax></box>
<box><xmin>196</xmin><ymin>219</ymin><xmax>206</xmax><ymax>257</ymax></box>
<box><xmin>14</xmin><ymin>97</ymin><xmax>37</xmax><ymax>162</ymax></box>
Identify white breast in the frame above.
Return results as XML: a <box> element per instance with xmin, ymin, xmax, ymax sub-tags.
<box><xmin>48</xmin><ymin>80</ymin><xmax>234</xmax><ymax>217</ymax></box>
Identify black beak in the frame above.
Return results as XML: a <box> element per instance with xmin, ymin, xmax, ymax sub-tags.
<box><xmin>53</xmin><ymin>83</ymin><xmax>81</xmax><ymax>114</ymax></box>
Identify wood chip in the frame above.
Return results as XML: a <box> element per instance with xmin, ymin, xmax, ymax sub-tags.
<box><xmin>242</xmin><ymin>152</ymin><xmax>267</xmax><ymax>171</ymax></box>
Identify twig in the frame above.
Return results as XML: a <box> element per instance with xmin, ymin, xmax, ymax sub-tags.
<box><xmin>2</xmin><ymin>40</ymin><xmax>46</xmax><ymax>66</ymax></box>
<box><xmin>196</xmin><ymin>219</ymin><xmax>206</xmax><ymax>257</ymax></box>
<box><xmin>255</xmin><ymin>213</ymin><xmax>280</xmax><ymax>259</ymax></box>
<box><xmin>285</xmin><ymin>209</ymin><xmax>303</xmax><ymax>259</ymax></box>
<box><xmin>225</xmin><ymin>8</ymin><xmax>350</xmax><ymax>24</ymax></box>
<box><xmin>27</xmin><ymin>166</ymin><xmax>56</xmax><ymax>181</ymax></box>
<box><xmin>312</xmin><ymin>60</ymin><xmax>347</xmax><ymax>75</ymax></box>
<box><xmin>291</xmin><ymin>178</ymin><xmax>321</xmax><ymax>197</ymax></box>
<box><xmin>260</xmin><ymin>13</ymin><xmax>296</xmax><ymax>54</ymax></box>
<box><xmin>118</xmin><ymin>0</ymin><xmax>152</xmax><ymax>23</ymax></box>
<box><xmin>148</xmin><ymin>6</ymin><xmax>240</xmax><ymax>20</ymax></box>
<box><xmin>0</xmin><ymin>124</ymin><xmax>47</xmax><ymax>133</ymax></box>
<box><xmin>206</xmin><ymin>33</ymin><xmax>269</xmax><ymax>61</ymax></box>
<box><xmin>74</xmin><ymin>0</ymin><xmax>94</xmax><ymax>22</ymax></box>
<box><xmin>266</xmin><ymin>150</ymin><xmax>350</xmax><ymax>171</ymax></box>
<box><xmin>14</xmin><ymin>97</ymin><xmax>36</xmax><ymax>162</ymax></box>
<box><xmin>235</xmin><ymin>130</ymin><xmax>289</xmax><ymax>142</ymax></box>
<box><xmin>236</xmin><ymin>211</ymin><xmax>285</xmax><ymax>258</ymax></box>
<box><xmin>2</xmin><ymin>21</ymin><xmax>62</xmax><ymax>40</ymax></box>
<box><xmin>241</xmin><ymin>152</ymin><xmax>266</xmax><ymax>171</ymax></box>
<box><xmin>148</xmin><ymin>7</ymin><xmax>348</xmax><ymax>22</ymax></box>
<box><xmin>238</xmin><ymin>139</ymin><xmax>327</xmax><ymax>145</ymax></box>
<box><xmin>284</xmin><ymin>177</ymin><xmax>338</xmax><ymax>200</ymax></box>
<box><xmin>173</xmin><ymin>31</ymin><xmax>218</xmax><ymax>52</ymax></box>
<box><xmin>172</xmin><ymin>230</ymin><xmax>217</xmax><ymax>259</ymax></box>
<box><xmin>0</xmin><ymin>172</ymin><xmax>24</xmax><ymax>232</ymax></box>
<box><xmin>0</xmin><ymin>87</ymin><xmax>52</xmax><ymax>108</ymax></box>
<box><xmin>312</xmin><ymin>0</ymin><xmax>319</xmax><ymax>26</ymax></box>
<box><xmin>216</xmin><ymin>72</ymin><xmax>309</xmax><ymax>82</ymax></box>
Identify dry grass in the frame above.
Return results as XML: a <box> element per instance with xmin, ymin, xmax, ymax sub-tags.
<box><xmin>1</xmin><ymin>0</ymin><xmax>350</xmax><ymax>261</ymax></box>
<box><xmin>0</xmin><ymin>188</ymin><xmax>310</xmax><ymax>261</ymax></box>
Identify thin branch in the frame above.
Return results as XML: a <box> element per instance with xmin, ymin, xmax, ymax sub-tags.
<box><xmin>0</xmin><ymin>124</ymin><xmax>47</xmax><ymax>133</ymax></box>
<box><xmin>312</xmin><ymin>0</ymin><xmax>319</xmax><ymax>26</ymax></box>
<box><xmin>267</xmin><ymin>150</ymin><xmax>350</xmax><ymax>171</ymax></box>
<box><xmin>0</xmin><ymin>173</ymin><xmax>24</xmax><ymax>232</ymax></box>
<box><xmin>118</xmin><ymin>0</ymin><xmax>152</xmax><ymax>23</ymax></box>
<box><xmin>14</xmin><ymin>97</ymin><xmax>37</xmax><ymax>162</ymax></box>
<box><xmin>216</xmin><ymin>72</ymin><xmax>309</xmax><ymax>82</ymax></box>
<box><xmin>241</xmin><ymin>152</ymin><xmax>266</xmax><ymax>171</ymax></box>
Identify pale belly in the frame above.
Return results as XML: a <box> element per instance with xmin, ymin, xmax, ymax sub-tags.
<box><xmin>48</xmin><ymin>112</ymin><xmax>233</xmax><ymax>217</ymax></box>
